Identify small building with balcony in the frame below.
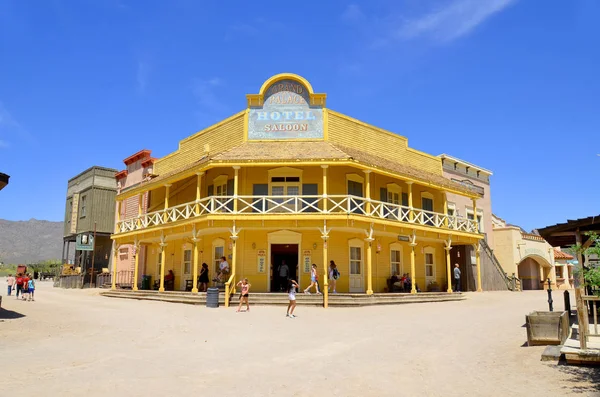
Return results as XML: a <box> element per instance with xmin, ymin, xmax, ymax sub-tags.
<box><xmin>111</xmin><ymin>73</ymin><xmax>484</xmax><ymax>301</ymax></box>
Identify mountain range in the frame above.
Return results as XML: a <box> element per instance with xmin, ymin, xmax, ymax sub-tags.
<box><xmin>0</xmin><ymin>219</ymin><xmax>64</xmax><ymax>264</ymax></box>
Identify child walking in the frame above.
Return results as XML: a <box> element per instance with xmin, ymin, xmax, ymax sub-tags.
<box><xmin>287</xmin><ymin>279</ymin><xmax>299</xmax><ymax>318</ymax></box>
<box><xmin>27</xmin><ymin>277</ymin><xmax>35</xmax><ymax>301</ymax></box>
<box><xmin>236</xmin><ymin>278</ymin><xmax>251</xmax><ymax>312</ymax></box>
<box><xmin>303</xmin><ymin>264</ymin><xmax>321</xmax><ymax>295</ymax></box>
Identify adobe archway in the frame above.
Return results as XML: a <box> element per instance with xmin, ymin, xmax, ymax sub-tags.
<box><xmin>517</xmin><ymin>254</ymin><xmax>552</xmax><ymax>290</ymax></box>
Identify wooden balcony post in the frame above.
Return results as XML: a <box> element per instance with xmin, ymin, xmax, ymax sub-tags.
<box><xmin>443</xmin><ymin>192</ymin><xmax>449</xmax><ymax>229</ymax></box>
<box><xmin>472</xmin><ymin>198</ymin><xmax>478</xmax><ymax>233</ymax></box>
<box><xmin>364</xmin><ymin>170</ymin><xmax>371</xmax><ymax>215</ymax></box>
<box><xmin>233</xmin><ymin>166</ymin><xmax>240</xmax><ymax>213</ymax></box>
<box><xmin>321</xmin><ymin>165</ymin><xmax>328</xmax><ymax>212</ymax></box>
<box><xmin>195</xmin><ymin>172</ymin><xmax>203</xmax><ymax>214</ymax></box>
<box><xmin>163</xmin><ymin>184</ymin><xmax>171</xmax><ymax>223</ymax></box>
<box><xmin>115</xmin><ymin>200</ymin><xmax>121</xmax><ymax>233</ymax></box>
<box><xmin>407</xmin><ymin>182</ymin><xmax>414</xmax><ymax>222</ymax></box>
<box><xmin>137</xmin><ymin>194</ymin><xmax>143</xmax><ymax>229</ymax></box>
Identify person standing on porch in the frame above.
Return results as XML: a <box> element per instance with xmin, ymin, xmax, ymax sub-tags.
<box><xmin>303</xmin><ymin>264</ymin><xmax>321</xmax><ymax>295</ymax></box>
<box><xmin>453</xmin><ymin>264</ymin><xmax>461</xmax><ymax>292</ymax></box>
<box><xmin>6</xmin><ymin>274</ymin><xmax>15</xmax><ymax>296</ymax></box>
<box><xmin>328</xmin><ymin>261</ymin><xmax>339</xmax><ymax>294</ymax></box>
<box><xmin>278</xmin><ymin>260</ymin><xmax>289</xmax><ymax>292</ymax></box>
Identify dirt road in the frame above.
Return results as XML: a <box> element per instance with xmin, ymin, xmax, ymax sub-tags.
<box><xmin>1</xmin><ymin>280</ymin><xmax>597</xmax><ymax>396</ymax></box>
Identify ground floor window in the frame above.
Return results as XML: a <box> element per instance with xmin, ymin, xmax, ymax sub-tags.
<box><xmin>183</xmin><ymin>249</ymin><xmax>192</xmax><ymax>275</ymax></box>
<box><xmin>425</xmin><ymin>247</ymin><xmax>435</xmax><ymax>282</ymax></box>
<box><xmin>390</xmin><ymin>245</ymin><xmax>402</xmax><ymax>276</ymax></box>
<box><xmin>213</xmin><ymin>241</ymin><xmax>225</xmax><ymax>275</ymax></box>
<box><xmin>350</xmin><ymin>246</ymin><xmax>362</xmax><ymax>275</ymax></box>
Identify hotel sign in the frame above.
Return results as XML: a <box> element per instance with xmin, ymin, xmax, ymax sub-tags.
<box><xmin>257</xmin><ymin>250</ymin><xmax>266</xmax><ymax>273</ymax></box>
<box><xmin>248</xmin><ymin>79</ymin><xmax>323</xmax><ymax>140</ymax></box>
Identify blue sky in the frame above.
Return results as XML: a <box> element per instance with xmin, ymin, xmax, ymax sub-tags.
<box><xmin>0</xmin><ymin>0</ymin><xmax>598</xmax><ymax>232</ymax></box>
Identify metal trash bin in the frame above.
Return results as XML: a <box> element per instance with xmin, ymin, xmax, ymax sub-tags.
<box><xmin>206</xmin><ymin>287</ymin><xmax>219</xmax><ymax>308</ymax></box>
<box><xmin>141</xmin><ymin>275</ymin><xmax>152</xmax><ymax>290</ymax></box>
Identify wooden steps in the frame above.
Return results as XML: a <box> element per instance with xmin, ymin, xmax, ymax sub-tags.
<box><xmin>100</xmin><ymin>290</ymin><xmax>466</xmax><ymax>307</ymax></box>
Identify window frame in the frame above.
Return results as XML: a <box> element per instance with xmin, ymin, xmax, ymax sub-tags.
<box><xmin>424</xmin><ymin>246</ymin><xmax>436</xmax><ymax>282</ymax></box>
<box><xmin>390</xmin><ymin>243</ymin><xmax>403</xmax><ymax>276</ymax></box>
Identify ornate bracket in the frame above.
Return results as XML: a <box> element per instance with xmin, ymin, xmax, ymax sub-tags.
<box><xmin>318</xmin><ymin>219</ymin><xmax>331</xmax><ymax>241</ymax></box>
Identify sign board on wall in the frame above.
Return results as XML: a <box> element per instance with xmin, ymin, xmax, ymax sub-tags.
<box><xmin>257</xmin><ymin>250</ymin><xmax>266</xmax><ymax>273</ymax></box>
<box><xmin>76</xmin><ymin>233</ymin><xmax>94</xmax><ymax>251</ymax></box>
<box><xmin>303</xmin><ymin>250</ymin><xmax>312</xmax><ymax>273</ymax></box>
<box><xmin>248</xmin><ymin>79</ymin><xmax>324</xmax><ymax>140</ymax></box>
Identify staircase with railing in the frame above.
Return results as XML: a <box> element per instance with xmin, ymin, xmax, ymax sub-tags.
<box><xmin>479</xmin><ymin>239</ymin><xmax>521</xmax><ymax>291</ymax></box>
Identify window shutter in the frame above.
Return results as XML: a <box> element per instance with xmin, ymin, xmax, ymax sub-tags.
<box><xmin>402</xmin><ymin>193</ymin><xmax>408</xmax><ymax>207</ymax></box>
<box><xmin>380</xmin><ymin>188</ymin><xmax>388</xmax><ymax>202</ymax></box>
<box><xmin>252</xmin><ymin>184</ymin><xmax>268</xmax><ymax>213</ymax></box>
<box><xmin>207</xmin><ymin>185</ymin><xmax>214</xmax><ymax>196</ymax></box>
<box><xmin>226</xmin><ymin>179</ymin><xmax>234</xmax><ymax>211</ymax></box>
<box><xmin>302</xmin><ymin>183</ymin><xmax>318</xmax><ymax>212</ymax></box>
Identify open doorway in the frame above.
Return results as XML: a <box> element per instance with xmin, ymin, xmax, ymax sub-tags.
<box><xmin>271</xmin><ymin>244</ymin><xmax>298</xmax><ymax>292</ymax></box>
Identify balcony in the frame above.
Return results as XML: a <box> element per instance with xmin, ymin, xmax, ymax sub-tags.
<box><xmin>116</xmin><ymin>194</ymin><xmax>479</xmax><ymax>235</ymax></box>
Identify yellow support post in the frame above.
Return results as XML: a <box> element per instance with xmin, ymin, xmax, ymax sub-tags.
<box><xmin>115</xmin><ymin>200</ymin><xmax>121</xmax><ymax>233</ymax></box>
<box><xmin>321</xmin><ymin>165</ymin><xmax>328</xmax><ymax>212</ymax></box>
<box><xmin>443</xmin><ymin>192</ymin><xmax>448</xmax><ymax>229</ymax></box>
<box><xmin>323</xmin><ymin>237</ymin><xmax>328</xmax><ymax>308</ymax></box>
<box><xmin>476</xmin><ymin>244</ymin><xmax>482</xmax><ymax>292</ymax></box>
<box><xmin>111</xmin><ymin>245</ymin><xmax>118</xmax><ymax>290</ymax></box>
<box><xmin>192</xmin><ymin>239</ymin><xmax>199</xmax><ymax>294</ymax></box>
<box><xmin>159</xmin><ymin>244</ymin><xmax>166</xmax><ymax>292</ymax></box>
<box><xmin>410</xmin><ymin>242</ymin><xmax>417</xmax><ymax>294</ymax></box>
<box><xmin>233</xmin><ymin>166</ymin><xmax>240</xmax><ymax>213</ymax></box>
<box><xmin>133</xmin><ymin>242</ymin><xmax>140</xmax><ymax>291</ymax></box>
<box><xmin>445</xmin><ymin>245</ymin><xmax>452</xmax><ymax>293</ymax></box>
<box><xmin>366</xmin><ymin>241</ymin><xmax>373</xmax><ymax>295</ymax></box>
<box><xmin>137</xmin><ymin>194</ymin><xmax>143</xmax><ymax>229</ymax></box>
<box><xmin>364</xmin><ymin>170</ymin><xmax>371</xmax><ymax>215</ymax></box>
<box><xmin>163</xmin><ymin>184</ymin><xmax>171</xmax><ymax>223</ymax></box>
<box><xmin>407</xmin><ymin>182</ymin><xmax>414</xmax><ymax>222</ymax></box>
<box><xmin>195</xmin><ymin>172</ymin><xmax>203</xmax><ymax>214</ymax></box>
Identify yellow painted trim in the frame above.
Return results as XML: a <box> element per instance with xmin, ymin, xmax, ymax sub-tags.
<box><xmin>323</xmin><ymin>108</ymin><xmax>329</xmax><ymax>140</ymax></box>
<box><xmin>258</xmin><ymin>73</ymin><xmax>315</xmax><ymax>96</ymax></box>
<box><xmin>243</xmin><ymin>109</ymin><xmax>249</xmax><ymax>142</ymax></box>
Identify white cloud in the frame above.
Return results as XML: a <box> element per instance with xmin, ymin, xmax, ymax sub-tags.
<box><xmin>395</xmin><ymin>0</ymin><xmax>517</xmax><ymax>43</ymax></box>
<box><xmin>137</xmin><ymin>61</ymin><xmax>150</xmax><ymax>93</ymax></box>
<box><xmin>341</xmin><ymin>4</ymin><xmax>364</xmax><ymax>22</ymax></box>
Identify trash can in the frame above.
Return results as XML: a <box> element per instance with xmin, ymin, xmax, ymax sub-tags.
<box><xmin>141</xmin><ymin>275</ymin><xmax>152</xmax><ymax>290</ymax></box>
<box><xmin>206</xmin><ymin>287</ymin><xmax>219</xmax><ymax>308</ymax></box>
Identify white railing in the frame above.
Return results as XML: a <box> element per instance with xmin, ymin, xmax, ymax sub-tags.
<box><xmin>116</xmin><ymin>195</ymin><xmax>479</xmax><ymax>234</ymax></box>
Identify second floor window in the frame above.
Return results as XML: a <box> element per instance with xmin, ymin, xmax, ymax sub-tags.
<box><xmin>80</xmin><ymin>196</ymin><xmax>87</xmax><ymax>217</ymax></box>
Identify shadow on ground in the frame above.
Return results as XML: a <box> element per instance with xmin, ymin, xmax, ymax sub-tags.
<box><xmin>556</xmin><ymin>358</ymin><xmax>600</xmax><ymax>394</ymax></box>
<box><xmin>0</xmin><ymin>308</ymin><xmax>26</xmax><ymax>320</ymax></box>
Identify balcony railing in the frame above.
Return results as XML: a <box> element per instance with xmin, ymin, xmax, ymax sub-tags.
<box><xmin>116</xmin><ymin>195</ymin><xmax>479</xmax><ymax>234</ymax></box>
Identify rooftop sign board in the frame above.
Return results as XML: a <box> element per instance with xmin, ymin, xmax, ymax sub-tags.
<box><xmin>248</xmin><ymin>78</ymin><xmax>324</xmax><ymax>141</ymax></box>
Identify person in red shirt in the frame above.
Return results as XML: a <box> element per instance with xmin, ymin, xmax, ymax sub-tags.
<box><xmin>21</xmin><ymin>274</ymin><xmax>30</xmax><ymax>301</ymax></box>
<box><xmin>15</xmin><ymin>274</ymin><xmax>24</xmax><ymax>299</ymax></box>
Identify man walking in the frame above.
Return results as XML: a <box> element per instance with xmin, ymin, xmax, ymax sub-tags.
<box><xmin>278</xmin><ymin>260</ymin><xmax>289</xmax><ymax>292</ymax></box>
<box><xmin>6</xmin><ymin>274</ymin><xmax>15</xmax><ymax>296</ymax></box>
<box><xmin>453</xmin><ymin>264</ymin><xmax>461</xmax><ymax>292</ymax></box>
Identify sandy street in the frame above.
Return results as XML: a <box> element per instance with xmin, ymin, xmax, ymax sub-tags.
<box><xmin>0</xmin><ymin>280</ymin><xmax>598</xmax><ymax>397</ymax></box>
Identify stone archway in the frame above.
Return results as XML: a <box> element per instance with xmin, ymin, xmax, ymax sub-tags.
<box><xmin>517</xmin><ymin>254</ymin><xmax>552</xmax><ymax>290</ymax></box>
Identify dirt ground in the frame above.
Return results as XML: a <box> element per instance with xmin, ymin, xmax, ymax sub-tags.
<box><xmin>1</xmin><ymin>279</ymin><xmax>599</xmax><ymax>397</ymax></box>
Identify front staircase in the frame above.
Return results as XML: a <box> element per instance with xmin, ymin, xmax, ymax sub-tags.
<box><xmin>100</xmin><ymin>290</ymin><xmax>466</xmax><ymax>307</ymax></box>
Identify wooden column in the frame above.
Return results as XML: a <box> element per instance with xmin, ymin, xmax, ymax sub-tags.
<box><xmin>159</xmin><ymin>243</ymin><xmax>167</xmax><ymax>292</ymax></box>
<box><xmin>133</xmin><ymin>242</ymin><xmax>140</xmax><ymax>291</ymax></box>
<box><xmin>233</xmin><ymin>166</ymin><xmax>240</xmax><ymax>213</ymax></box>
<box><xmin>472</xmin><ymin>198</ymin><xmax>478</xmax><ymax>233</ymax></box>
<box><xmin>407</xmin><ymin>182</ymin><xmax>414</xmax><ymax>222</ymax></box>
<box><xmin>115</xmin><ymin>200</ymin><xmax>121</xmax><ymax>233</ymax></box>
<box><xmin>366</xmin><ymin>240</ymin><xmax>373</xmax><ymax>295</ymax></box>
<box><xmin>445</xmin><ymin>245</ymin><xmax>453</xmax><ymax>293</ymax></box>
<box><xmin>137</xmin><ymin>194</ymin><xmax>143</xmax><ymax>229</ymax></box>
<box><xmin>195</xmin><ymin>172</ymin><xmax>203</xmax><ymax>214</ymax></box>
<box><xmin>322</xmin><ymin>235</ymin><xmax>329</xmax><ymax>308</ymax></box>
<box><xmin>163</xmin><ymin>184</ymin><xmax>171</xmax><ymax>223</ymax></box>
<box><xmin>322</xmin><ymin>165</ymin><xmax>328</xmax><ymax>212</ymax></box>
<box><xmin>443</xmin><ymin>193</ymin><xmax>449</xmax><ymax>228</ymax></box>
<box><xmin>111</xmin><ymin>245</ymin><xmax>118</xmax><ymax>290</ymax></box>
<box><xmin>410</xmin><ymin>242</ymin><xmax>417</xmax><ymax>294</ymax></box>
<box><xmin>575</xmin><ymin>230</ymin><xmax>587</xmax><ymax>349</ymax></box>
<box><xmin>364</xmin><ymin>170</ymin><xmax>371</xmax><ymax>215</ymax></box>
<box><xmin>476</xmin><ymin>244</ymin><xmax>482</xmax><ymax>292</ymax></box>
<box><xmin>192</xmin><ymin>238</ymin><xmax>199</xmax><ymax>294</ymax></box>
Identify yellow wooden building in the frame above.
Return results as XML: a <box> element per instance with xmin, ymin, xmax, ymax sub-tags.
<box><xmin>111</xmin><ymin>73</ymin><xmax>484</xmax><ymax>306</ymax></box>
